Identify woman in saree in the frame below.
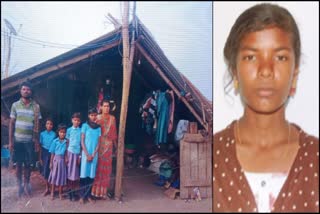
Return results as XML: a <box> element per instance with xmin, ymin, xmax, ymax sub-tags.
<box><xmin>91</xmin><ymin>99</ymin><xmax>117</xmax><ymax>199</ymax></box>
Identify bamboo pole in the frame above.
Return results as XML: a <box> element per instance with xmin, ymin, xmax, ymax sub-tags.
<box><xmin>136</xmin><ymin>43</ymin><xmax>208</xmax><ymax>131</ymax></box>
<box><xmin>115</xmin><ymin>1</ymin><xmax>132</xmax><ymax>201</ymax></box>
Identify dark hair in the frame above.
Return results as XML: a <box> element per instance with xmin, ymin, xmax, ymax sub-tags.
<box><xmin>101</xmin><ymin>99</ymin><xmax>110</xmax><ymax>106</ymax></box>
<box><xmin>19</xmin><ymin>80</ymin><xmax>33</xmax><ymax>93</ymax></box>
<box><xmin>56</xmin><ymin>123</ymin><xmax>67</xmax><ymax>132</ymax></box>
<box><xmin>101</xmin><ymin>99</ymin><xmax>116</xmax><ymax>112</ymax></box>
<box><xmin>88</xmin><ymin>107</ymin><xmax>98</xmax><ymax>115</ymax></box>
<box><xmin>224</xmin><ymin>3</ymin><xmax>301</xmax><ymax>87</ymax></box>
<box><xmin>71</xmin><ymin>112</ymin><xmax>81</xmax><ymax>119</ymax></box>
<box><xmin>45</xmin><ymin>117</ymin><xmax>54</xmax><ymax>124</ymax></box>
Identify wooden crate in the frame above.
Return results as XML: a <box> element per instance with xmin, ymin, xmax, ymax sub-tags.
<box><xmin>180</xmin><ymin>122</ymin><xmax>212</xmax><ymax>199</ymax></box>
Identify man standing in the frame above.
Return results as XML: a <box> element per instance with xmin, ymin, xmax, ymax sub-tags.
<box><xmin>9</xmin><ymin>81</ymin><xmax>41</xmax><ymax>197</ymax></box>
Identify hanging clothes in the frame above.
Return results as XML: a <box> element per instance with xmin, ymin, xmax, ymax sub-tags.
<box><xmin>155</xmin><ymin>91</ymin><xmax>170</xmax><ymax>145</ymax></box>
<box><xmin>167</xmin><ymin>90</ymin><xmax>175</xmax><ymax>134</ymax></box>
<box><xmin>97</xmin><ymin>88</ymin><xmax>104</xmax><ymax>113</ymax></box>
<box><xmin>140</xmin><ymin>91</ymin><xmax>157</xmax><ymax>135</ymax></box>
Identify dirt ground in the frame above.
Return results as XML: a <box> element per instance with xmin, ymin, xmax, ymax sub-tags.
<box><xmin>1</xmin><ymin>166</ymin><xmax>212</xmax><ymax>212</ymax></box>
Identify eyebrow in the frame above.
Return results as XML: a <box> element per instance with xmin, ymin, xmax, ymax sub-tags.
<box><xmin>274</xmin><ymin>47</ymin><xmax>292</xmax><ymax>52</ymax></box>
<box><xmin>239</xmin><ymin>46</ymin><xmax>258</xmax><ymax>52</ymax></box>
<box><xmin>239</xmin><ymin>46</ymin><xmax>292</xmax><ymax>52</ymax></box>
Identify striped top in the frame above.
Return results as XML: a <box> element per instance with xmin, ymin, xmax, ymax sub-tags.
<box><xmin>10</xmin><ymin>98</ymin><xmax>42</xmax><ymax>143</ymax></box>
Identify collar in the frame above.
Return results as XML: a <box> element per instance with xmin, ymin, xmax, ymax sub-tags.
<box><xmin>19</xmin><ymin>98</ymin><xmax>34</xmax><ymax>107</ymax></box>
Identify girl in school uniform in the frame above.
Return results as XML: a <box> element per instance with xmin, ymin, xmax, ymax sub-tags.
<box><xmin>48</xmin><ymin>124</ymin><xmax>68</xmax><ymax>200</ymax></box>
<box><xmin>79</xmin><ymin>108</ymin><xmax>101</xmax><ymax>204</ymax></box>
<box><xmin>39</xmin><ymin>118</ymin><xmax>56</xmax><ymax>196</ymax></box>
<box><xmin>66</xmin><ymin>112</ymin><xmax>82</xmax><ymax>201</ymax></box>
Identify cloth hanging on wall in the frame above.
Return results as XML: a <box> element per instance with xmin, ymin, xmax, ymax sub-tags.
<box><xmin>167</xmin><ymin>90</ymin><xmax>175</xmax><ymax>134</ymax></box>
<box><xmin>155</xmin><ymin>91</ymin><xmax>170</xmax><ymax>145</ymax></box>
<box><xmin>140</xmin><ymin>91</ymin><xmax>157</xmax><ymax>135</ymax></box>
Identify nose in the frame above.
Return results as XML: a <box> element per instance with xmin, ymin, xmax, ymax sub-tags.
<box><xmin>258</xmin><ymin>60</ymin><xmax>274</xmax><ymax>79</ymax></box>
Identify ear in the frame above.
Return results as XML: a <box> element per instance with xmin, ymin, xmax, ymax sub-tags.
<box><xmin>289</xmin><ymin>69</ymin><xmax>299</xmax><ymax>97</ymax></box>
<box><xmin>233</xmin><ymin>71</ymin><xmax>239</xmax><ymax>95</ymax></box>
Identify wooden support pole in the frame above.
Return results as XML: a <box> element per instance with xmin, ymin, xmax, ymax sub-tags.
<box><xmin>136</xmin><ymin>43</ymin><xmax>208</xmax><ymax>131</ymax></box>
<box><xmin>115</xmin><ymin>1</ymin><xmax>131</xmax><ymax>201</ymax></box>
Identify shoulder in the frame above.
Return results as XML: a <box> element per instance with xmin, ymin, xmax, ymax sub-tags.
<box><xmin>213</xmin><ymin>121</ymin><xmax>237</xmax><ymax>160</ymax></box>
<box><xmin>52</xmin><ymin>138</ymin><xmax>58</xmax><ymax>144</ymax></box>
<box><xmin>214</xmin><ymin>121</ymin><xmax>236</xmax><ymax>146</ymax></box>
<box><xmin>12</xmin><ymin>100</ymin><xmax>19</xmax><ymax>106</ymax></box>
<box><xmin>290</xmin><ymin>123</ymin><xmax>319</xmax><ymax>167</ymax></box>
<box><xmin>11</xmin><ymin>100</ymin><xmax>20</xmax><ymax>109</ymax></box>
<box><xmin>31</xmin><ymin>100</ymin><xmax>40</xmax><ymax>108</ymax></box>
<box><xmin>297</xmin><ymin>125</ymin><xmax>319</xmax><ymax>155</ymax></box>
<box><xmin>292</xmin><ymin>123</ymin><xmax>319</xmax><ymax>146</ymax></box>
<box><xmin>110</xmin><ymin>115</ymin><xmax>116</xmax><ymax>121</ymax></box>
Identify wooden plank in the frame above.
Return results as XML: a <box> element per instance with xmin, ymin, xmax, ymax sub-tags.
<box><xmin>189</xmin><ymin>122</ymin><xmax>198</xmax><ymax>134</ymax></box>
<box><xmin>199</xmin><ymin>139</ymin><xmax>207</xmax><ymax>198</ymax></box>
<box><xmin>189</xmin><ymin>122</ymin><xmax>198</xmax><ymax>199</ymax></box>
<box><xmin>136</xmin><ymin>43</ymin><xmax>208</xmax><ymax>131</ymax></box>
<box><xmin>180</xmin><ymin>139</ymin><xmax>190</xmax><ymax>199</ymax></box>
<box><xmin>190</xmin><ymin>141</ymin><xmax>198</xmax><ymax>199</ymax></box>
<box><xmin>183</xmin><ymin>133</ymin><xmax>204</xmax><ymax>143</ymax></box>
<box><xmin>206</xmin><ymin>138</ymin><xmax>212</xmax><ymax>198</ymax></box>
<box><xmin>184</xmin><ymin>178</ymin><xmax>211</xmax><ymax>187</ymax></box>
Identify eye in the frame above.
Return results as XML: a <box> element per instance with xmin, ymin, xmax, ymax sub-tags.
<box><xmin>242</xmin><ymin>55</ymin><xmax>256</xmax><ymax>61</ymax></box>
<box><xmin>276</xmin><ymin>55</ymin><xmax>288</xmax><ymax>61</ymax></box>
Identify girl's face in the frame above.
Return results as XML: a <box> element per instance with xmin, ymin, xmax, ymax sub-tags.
<box><xmin>235</xmin><ymin>27</ymin><xmax>298</xmax><ymax>114</ymax></box>
<box><xmin>45</xmin><ymin>120</ymin><xmax>53</xmax><ymax>131</ymax></box>
<box><xmin>58</xmin><ymin>129</ymin><xmax>66</xmax><ymax>140</ymax></box>
<box><xmin>101</xmin><ymin>102</ymin><xmax>110</xmax><ymax>114</ymax></box>
<box><xmin>72</xmin><ymin>117</ymin><xmax>81</xmax><ymax>128</ymax></box>
<box><xmin>88</xmin><ymin>113</ymin><xmax>98</xmax><ymax>123</ymax></box>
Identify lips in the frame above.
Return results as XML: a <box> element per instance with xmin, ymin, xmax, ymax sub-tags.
<box><xmin>256</xmin><ymin>88</ymin><xmax>275</xmax><ymax>97</ymax></box>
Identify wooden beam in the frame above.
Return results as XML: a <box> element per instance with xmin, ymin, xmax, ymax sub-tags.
<box><xmin>136</xmin><ymin>43</ymin><xmax>207</xmax><ymax>131</ymax></box>
<box><xmin>2</xmin><ymin>40</ymin><xmax>120</xmax><ymax>94</ymax></box>
<box><xmin>106</xmin><ymin>13</ymin><xmax>121</xmax><ymax>29</ymax></box>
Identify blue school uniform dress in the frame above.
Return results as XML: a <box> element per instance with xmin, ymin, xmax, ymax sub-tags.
<box><xmin>66</xmin><ymin>126</ymin><xmax>81</xmax><ymax>181</ymax></box>
<box><xmin>40</xmin><ymin>130</ymin><xmax>56</xmax><ymax>179</ymax></box>
<box><xmin>48</xmin><ymin>138</ymin><xmax>67</xmax><ymax>186</ymax></box>
<box><xmin>80</xmin><ymin>123</ymin><xmax>101</xmax><ymax>179</ymax></box>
